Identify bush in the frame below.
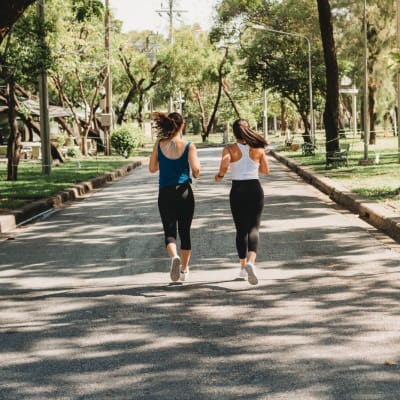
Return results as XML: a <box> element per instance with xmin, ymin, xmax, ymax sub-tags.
<box><xmin>111</xmin><ymin>124</ymin><xmax>143</xmax><ymax>158</ymax></box>
<box><xmin>66</xmin><ymin>146</ymin><xmax>82</xmax><ymax>158</ymax></box>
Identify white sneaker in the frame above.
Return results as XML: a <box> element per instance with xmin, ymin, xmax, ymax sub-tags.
<box><xmin>180</xmin><ymin>266</ymin><xmax>189</xmax><ymax>282</ymax></box>
<box><xmin>170</xmin><ymin>256</ymin><xmax>181</xmax><ymax>282</ymax></box>
<box><xmin>245</xmin><ymin>262</ymin><xmax>258</xmax><ymax>285</ymax></box>
<box><xmin>238</xmin><ymin>268</ymin><xmax>248</xmax><ymax>279</ymax></box>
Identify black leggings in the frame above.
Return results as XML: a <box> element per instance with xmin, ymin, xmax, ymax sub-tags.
<box><xmin>158</xmin><ymin>182</ymin><xmax>195</xmax><ymax>250</ymax></box>
<box><xmin>229</xmin><ymin>180</ymin><xmax>264</xmax><ymax>259</ymax></box>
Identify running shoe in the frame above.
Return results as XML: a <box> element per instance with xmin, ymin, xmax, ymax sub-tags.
<box><xmin>170</xmin><ymin>256</ymin><xmax>181</xmax><ymax>282</ymax></box>
<box><xmin>180</xmin><ymin>266</ymin><xmax>189</xmax><ymax>282</ymax></box>
<box><xmin>238</xmin><ymin>267</ymin><xmax>248</xmax><ymax>279</ymax></box>
<box><xmin>245</xmin><ymin>262</ymin><xmax>258</xmax><ymax>285</ymax></box>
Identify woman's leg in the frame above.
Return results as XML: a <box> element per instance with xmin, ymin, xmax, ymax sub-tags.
<box><xmin>246</xmin><ymin>180</ymin><xmax>264</xmax><ymax>262</ymax></box>
<box><xmin>158</xmin><ymin>187</ymin><xmax>178</xmax><ymax>251</ymax></box>
<box><xmin>177</xmin><ymin>184</ymin><xmax>195</xmax><ymax>272</ymax></box>
<box><xmin>230</xmin><ymin>182</ymin><xmax>249</xmax><ymax>263</ymax></box>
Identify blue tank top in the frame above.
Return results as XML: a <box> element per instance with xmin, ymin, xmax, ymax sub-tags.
<box><xmin>158</xmin><ymin>141</ymin><xmax>192</xmax><ymax>189</ymax></box>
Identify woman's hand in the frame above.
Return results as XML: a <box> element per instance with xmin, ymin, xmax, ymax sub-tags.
<box><xmin>215</xmin><ymin>174</ymin><xmax>224</xmax><ymax>182</ymax></box>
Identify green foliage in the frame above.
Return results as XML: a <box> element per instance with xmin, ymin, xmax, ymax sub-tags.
<box><xmin>71</xmin><ymin>0</ymin><xmax>104</xmax><ymax>22</ymax></box>
<box><xmin>111</xmin><ymin>125</ymin><xmax>143</xmax><ymax>157</ymax></box>
<box><xmin>66</xmin><ymin>146</ymin><xmax>82</xmax><ymax>158</ymax></box>
<box><xmin>0</xmin><ymin>7</ymin><xmax>54</xmax><ymax>85</ymax></box>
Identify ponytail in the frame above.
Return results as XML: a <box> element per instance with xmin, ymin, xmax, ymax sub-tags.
<box><xmin>232</xmin><ymin>119</ymin><xmax>268</xmax><ymax>148</ymax></box>
<box><xmin>152</xmin><ymin>112</ymin><xmax>184</xmax><ymax>140</ymax></box>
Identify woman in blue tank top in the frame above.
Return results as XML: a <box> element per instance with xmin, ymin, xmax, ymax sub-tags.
<box><xmin>149</xmin><ymin>112</ymin><xmax>200</xmax><ymax>282</ymax></box>
<box><xmin>215</xmin><ymin>119</ymin><xmax>269</xmax><ymax>285</ymax></box>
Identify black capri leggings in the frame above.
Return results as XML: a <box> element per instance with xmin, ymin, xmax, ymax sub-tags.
<box><xmin>158</xmin><ymin>182</ymin><xmax>195</xmax><ymax>250</ymax></box>
<box><xmin>229</xmin><ymin>179</ymin><xmax>264</xmax><ymax>259</ymax></box>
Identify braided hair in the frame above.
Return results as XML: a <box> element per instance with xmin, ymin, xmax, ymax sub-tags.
<box><xmin>152</xmin><ymin>112</ymin><xmax>184</xmax><ymax>140</ymax></box>
<box><xmin>232</xmin><ymin>119</ymin><xmax>268</xmax><ymax>148</ymax></box>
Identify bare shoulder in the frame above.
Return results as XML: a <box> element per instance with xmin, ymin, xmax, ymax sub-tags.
<box><xmin>250</xmin><ymin>147</ymin><xmax>265</xmax><ymax>154</ymax></box>
<box><xmin>249</xmin><ymin>146</ymin><xmax>266</xmax><ymax>159</ymax></box>
<box><xmin>226</xmin><ymin>143</ymin><xmax>238</xmax><ymax>152</ymax></box>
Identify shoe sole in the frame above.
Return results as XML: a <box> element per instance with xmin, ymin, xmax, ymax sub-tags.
<box><xmin>170</xmin><ymin>257</ymin><xmax>181</xmax><ymax>282</ymax></box>
<box><xmin>245</xmin><ymin>263</ymin><xmax>258</xmax><ymax>285</ymax></box>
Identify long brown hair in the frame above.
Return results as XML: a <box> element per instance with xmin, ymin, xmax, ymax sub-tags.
<box><xmin>232</xmin><ymin>119</ymin><xmax>268</xmax><ymax>148</ymax></box>
<box><xmin>152</xmin><ymin>112</ymin><xmax>184</xmax><ymax>140</ymax></box>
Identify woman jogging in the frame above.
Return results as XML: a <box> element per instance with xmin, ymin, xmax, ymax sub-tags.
<box><xmin>215</xmin><ymin>119</ymin><xmax>269</xmax><ymax>285</ymax></box>
<box><xmin>149</xmin><ymin>112</ymin><xmax>200</xmax><ymax>282</ymax></box>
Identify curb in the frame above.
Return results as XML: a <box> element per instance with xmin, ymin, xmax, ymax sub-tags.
<box><xmin>0</xmin><ymin>159</ymin><xmax>146</xmax><ymax>234</ymax></box>
<box><xmin>271</xmin><ymin>150</ymin><xmax>400</xmax><ymax>243</ymax></box>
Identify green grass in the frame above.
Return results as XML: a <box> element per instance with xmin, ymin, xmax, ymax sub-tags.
<box><xmin>277</xmin><ymin>133</ymin><xmax>400</xmax><ymax>210</ymax></box>
<box><xmin>0</xmin><ymin>156</ymin><xmax>142</xmax><ymax>211</ymax></box>
<box><xmin>0</xmin><ymin>132</ymin><xmax>225</xmax><ymax>212</ymax></box>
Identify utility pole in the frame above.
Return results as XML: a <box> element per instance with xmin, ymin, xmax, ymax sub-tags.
<box><xmin>157</xmin><ymin>1</ymin><xmax>187</xmax><ymax>112</ymax></box>
<box><xmin>103</xmin><ymin>0</ymin><xmax>112</xmax><ymax>155</ymax></box>
<box><xmin>363</xmin><ymin>0</ymin><xmax>369</xmax><ymax>162</ymax></box>
<box><xmin>37</xmin><ymin>0</ymin><xmax>51</xmax><ymax>175</ymax></box>
<box><xmin>262</xmin><ymin>88</ymin><xmax>268</xmax><ymax>140</ymax></box>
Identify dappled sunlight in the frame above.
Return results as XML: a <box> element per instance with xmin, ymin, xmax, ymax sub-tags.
<box><xmin>2</xmin><ymin>148</ymin><xmax>400</xmax><ymax>398</ymax></box>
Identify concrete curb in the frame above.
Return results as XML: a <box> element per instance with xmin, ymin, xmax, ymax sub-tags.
<box><xmin>0</xmin><ymin>159</ymin><xmax>145</xmax><ymax>233</ymax></box>
<box><xmin>271</xmin><ymin>150</ymin><xmax>400</xmax><ymax>243</ymax></box>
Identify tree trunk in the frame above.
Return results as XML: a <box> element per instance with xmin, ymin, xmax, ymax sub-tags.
<box><xmin>117</xmin><ymin>87</ymin><xmax>136</xmax><ymax>125</ymax></box>
<box><xmin>192</xmin><ymin>87</ymin><xmax>208</xmax><ymax>136</ymax></box>
<box><xmin>6</xmin><ymin>78</ymin><xmax>22</xmax><ymax>181</ymax></box>
<box><xmin>369</xmin><ymin>84</ymin><xmax>377</xmax><ymax>144</ymax></box>
<box><xmin>0</xmin><ymin>0</ymin><xmax>36</xmax><ymax>45</ymax></box>
<box><xmin>301</xmin><ymin>112</ymin><xmax>312</xmax><ymax>143</ymax></box>
<box><xmin>317</xmin><ymin>0</ymin><xmax>339</xmax><ymax>154</ymax></box>
<box><xmin>280</xmin><ymin>99</ymin><xmax>288</xmax><ymax>136</ymax></box>
<box><xmin>205</xmin><ymin>47</ymin><xmax>229</xmax><ymax>141</ymax></box>
<box><xmin>222</xmin><ymin>78</ymin><xmax>240</xmax><ymax>118</ymax></box>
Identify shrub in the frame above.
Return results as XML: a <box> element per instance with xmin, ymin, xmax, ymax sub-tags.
<box><xmin>111</xmin><ymin>124</ymin><xmax>143</xmax><ymax>158</ymax></box>
<box><xmin>66</xmin><ymin>146</ymin><xmax>82</xmax><ymax>158</ymax></box>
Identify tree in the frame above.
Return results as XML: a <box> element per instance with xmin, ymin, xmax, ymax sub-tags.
<box><xmin>317</xmin><ymin>0</ymin><xmax>339</xmax><ymax>153</ymax></box>
<box><xmin>114</xmin><ymin>31</ymin><xmax>168</xmax><ymax>125</ymax></box>
<box><xmin>49</xmin><ymin>0</ymin><xmax>107</xmax><ymax>156</ymax></box>
<box><xmin>0</xmin><ymin>3</ymin><xmax>53</xmax><ymax>180</ymax></box>
<box><xmin>333</xmin><ymin>0</ymin><xmax>396</xmax><ymax>144</ymax></box>
<box><xmin>214</xmin><ymin>0</ymin><xmax>326</xmax><ymax>141</ymax></box>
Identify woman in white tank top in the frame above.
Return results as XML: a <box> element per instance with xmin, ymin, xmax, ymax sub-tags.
<box><xmin>215</xmin><ymin>119</ymin><xmax>269</xmax><ymax>285</ymax></box>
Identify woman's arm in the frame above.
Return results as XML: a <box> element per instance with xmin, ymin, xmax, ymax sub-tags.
<box><xmin>215</xmin><ymin>146</ymin><xmax>231</xmax><ymax>182</ymax></box>
<box><xmin>258</xmin><ymin>149</ymin><xmax>269</xmax><ymax>175</ymax></box>
<box><xmin>188</xmin><ymin>143</ymin><xmax>200</xmax><ymax>178</ymax></box>
<box><xmin>149</xmin><ymin>141</ymin><xmax>159</xmax><ymax>173</ymax></box>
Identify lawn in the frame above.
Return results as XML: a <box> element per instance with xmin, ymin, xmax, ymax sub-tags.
<box><xmin>277</xmin><ymin>131</ymin><xmax>400</xmax><ymax>211</ymax></box>
<box><xmin>0</xmin><ymin>132</ymin><xmax>222</xmax><ymax>212</ymax></box>
<box><xmin>0</xmin><ymin>156</ymin><xmax>144</xmax><ymax>211</ymax></box>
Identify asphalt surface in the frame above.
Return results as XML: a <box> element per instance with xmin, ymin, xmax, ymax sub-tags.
<box><xmin>1</xmin><ymin>147</ymin><xmax>400</xmax><ymax>400</ymax></box>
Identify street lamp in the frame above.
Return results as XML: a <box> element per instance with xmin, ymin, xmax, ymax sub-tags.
<box><xmin>103</xmin><ymin>0</ymin><xmax>113</xmax><ymax>156</ymax></box>
<box><xmin>249</xmin><ymin>24</ymin><xmax>315</xmax><ymax>143</ymax></box>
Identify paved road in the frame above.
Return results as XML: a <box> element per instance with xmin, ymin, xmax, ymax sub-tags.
<box><xmin>1</xmin><ymin>147</ymin><xmax>400</xmax><ymax>400</ymax></box>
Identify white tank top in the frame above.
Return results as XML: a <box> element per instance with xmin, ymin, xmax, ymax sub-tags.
<box><xmin>230</xmin><ymin>143</ymin><xmax>259</xmax><ymax>180</ymax></box>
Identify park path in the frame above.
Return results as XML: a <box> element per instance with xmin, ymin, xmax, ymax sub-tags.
<box><xmin>1</xmin><ymin>147</ymin><xmax>400</xmax><ymax>400</ymax></box>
